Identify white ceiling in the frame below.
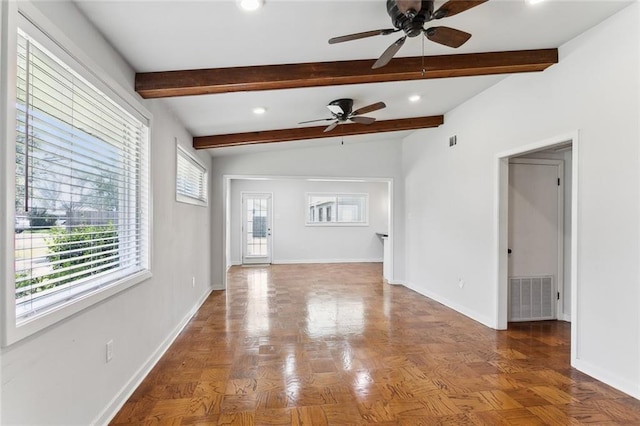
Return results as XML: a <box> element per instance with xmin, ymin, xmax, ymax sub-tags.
<box><xmin>74</xmin><ymin>0</ymin><xmax>632</xmax><ymax>156</ymax></box>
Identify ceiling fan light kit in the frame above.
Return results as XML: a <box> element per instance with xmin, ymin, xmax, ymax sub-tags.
<box><xmin>329</xmin><ymin>0</ymin><xmax>488</xmax><ymax>69</ymax></box>
<box><xmin>237</xmin><ymin>0</ymin><xmax>264</xmax><ymax>12</ymax></box>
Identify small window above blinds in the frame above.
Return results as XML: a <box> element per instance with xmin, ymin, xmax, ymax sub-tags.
<box><xmin>176</xmin><ymin>143</ymin><xmax>208</xmax><ymax>206</ymax></box>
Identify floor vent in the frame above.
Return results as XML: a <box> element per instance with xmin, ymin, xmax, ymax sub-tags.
<box><xmin>509</xmin><ymin>276</ymin><xmax>554</xmax><ymax>321</ymax></box>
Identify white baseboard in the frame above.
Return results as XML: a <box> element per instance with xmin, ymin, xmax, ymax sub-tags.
<box><xmin>404</xmin><ymin>281</ymin><xmax>496</xmax><ymax>329</ymax></box>
<box><xmin>387</xmin><ymin>279</ymin><xmax>407</xmax><ymax>286</ymax></box>
<box><xmin>211</xmin><ymin>283</ymin><xmax>225</xmax><ymax>291</ymax></box>
<box><xmin>562</xmin><ymin>313</ymin><xmax>571</xmax><ymax>322</ymax></box>
<box><xmin>273</xmin><ymin>258</ymin><xmax>383</xmax><ymax>265</ymax></box>
<box><xmin>572</xmin><ymin>358</ymin><xmax>640</xmax><ymax>400</ymax></box>
<box><xmin>92</xmin><ymin>287</ymin><xmax>213</xmax><ymax>426</ymax></box>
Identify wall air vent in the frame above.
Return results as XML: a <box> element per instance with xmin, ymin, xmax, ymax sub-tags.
<box><xmin>509</xmin><ymin>276</ymin><xmax>555</xmax><ymax>321</ymax></box>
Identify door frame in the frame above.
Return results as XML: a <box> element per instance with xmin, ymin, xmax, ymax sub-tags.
<box><xmin>495</xmin><ymin>131</ymin><xmax>579</xmax><ymax>363</ymax></box>
<box><xmin>508</xmin><ymin>158</ymin><xmax>564</xmax><ymax>321</ymax></box>
<box><xmin>241</xmin><ymin>192</ymin><xmax>273</xmax><ymax>265</ymax></box>
<box><xmin>222</xmin><ymin>175</ymin><xmax>394</xmax><ymax>290</ymax></box>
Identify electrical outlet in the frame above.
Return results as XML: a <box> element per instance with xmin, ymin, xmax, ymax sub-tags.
<box><xmin>458</xmin><ymin>278</ymin><xmax>465</xmax><ymax>289</ymax></box>
<box><xmin>192</xmin><ymin>276</ymin><xmax>195</xmax><ymax>288</ymax></box>
<box><xmin>449</xmin><ymin>135</ymin><xmax>457</xmax><ymax>147</ymax></box>
<box><xmin>106</xmin><ymin>340</ymin><xmax>114</xmax><ymax>363</ymax></box>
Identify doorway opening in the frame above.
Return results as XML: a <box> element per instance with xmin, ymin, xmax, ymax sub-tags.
<box><xmin>496</xmin><ymin>132</ymin><xmax>578</xmax><ymax>361</ymax></box>
<box><xmin>223</xmin><ymin>175</ymin><xmax>394</xmax><ymax>290</ymax></box>
<box><xmin>508</xmin><ymin>158</ymin><xmax>564</xmax><ymax>322</ymax></box>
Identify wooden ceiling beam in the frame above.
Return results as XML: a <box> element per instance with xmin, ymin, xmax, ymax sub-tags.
<box><xmin>136</xmin><ymin>49</ymin><xmax>558</xmax><ymax>99</ymax></box>
<box><xmin>193</xmin><ymin>115</ymin><xmax>444</xmax><ymax>149</ymax></box>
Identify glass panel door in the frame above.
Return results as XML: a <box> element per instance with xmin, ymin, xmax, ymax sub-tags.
<box><xmin>242</xmin><ymin>193</ymin><xmax>272</xmax><ymax>264</ymax></box>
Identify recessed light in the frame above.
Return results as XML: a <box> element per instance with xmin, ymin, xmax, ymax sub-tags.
<box><xmin>526</xmin><ymin>0</ymin><xmax>545</xmax><ymax>4</ymax></box>
<box><xmin>408</xmin><ymin>94</ymin><xmax>421</xmax><ymax>102</ymax></box>
<box><xmin>237</xmin><ymin>0</ymin><xmax>264</xmax><ymax>12</ymax></box>
<box><xmin>252</xmin><ymin>106</ymin><xmax>267</xmax><ymax>115</ymax></box>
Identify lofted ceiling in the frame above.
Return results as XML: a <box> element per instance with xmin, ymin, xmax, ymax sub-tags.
<box><xmin>74</xmin><ymin>0</ymin><xmax>632</xmax><ymax>156</ymax></box>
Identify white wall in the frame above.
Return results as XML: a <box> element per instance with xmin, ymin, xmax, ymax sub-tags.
<box><xmin>402</xmin><ymin>3</ymin><xmax>639</xmax><ymax>397</ymax></box>
<box><xmin>229</xmin><ymin>179</ymin><xmax>388</xmax><ymax>264</ymax></box>
<box><xmin>1</xmin><ymin>2</ymin><xmax>212</xmax><ymax>425</ymax></box>
<box><xmin>210</xmin><ymin>138</ymin><xmax>406</xmax><ymax>288</ymax></box>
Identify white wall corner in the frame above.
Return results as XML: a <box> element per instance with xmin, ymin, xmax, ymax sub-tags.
<box><xmin>404</xmin><ymin>281</ymin><xmax>497</xmax><ymax>329</ymax></box>
<box><xmin>572</xmin><ymin>358</ymin><xmax>640</xmax><ymax>401</ymax></box>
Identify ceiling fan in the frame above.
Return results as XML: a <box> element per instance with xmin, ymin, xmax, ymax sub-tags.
<box><xmin>298</xmin><ymin>99</ymin><xmax>387</xmax><ymax>133</ymax></box>
<box><xmin>329</xmin><ymin>0</ymin><xmax>488</xmax><ymax>69</ymax></box>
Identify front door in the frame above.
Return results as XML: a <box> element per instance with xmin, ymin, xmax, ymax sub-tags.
<box><xmin>242</xmin><ymin>193</ymin><xmax>272</xmax><ymax>264</ymax></box>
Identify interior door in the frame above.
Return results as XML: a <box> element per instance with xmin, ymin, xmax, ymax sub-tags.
<box><xmin>242</xmin><ymin>193</ymin><xmax>272</xmax><ymax>264</ymax></box>
<box><xmin>508</xmin><ymin>159</ymin><xmax>562</xmax><ymax>321</ymax></box>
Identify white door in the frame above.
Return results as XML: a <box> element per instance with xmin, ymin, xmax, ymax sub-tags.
<box><xmin>242</xmin><ymin>193</ymin><xmax>272</xmax><ymax>264</ymax></box>
<box><xmin>508</xmin><ymin>159</ymin><xmax>563</xmax><ymax>321</ymax></box>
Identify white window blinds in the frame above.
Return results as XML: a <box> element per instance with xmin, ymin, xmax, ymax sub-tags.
<box><xmin>176</xmin><ymin>144</ymin><xmax>208</xmax><ymax>206</ymax></box>
<box><xmin>14</xmin><ymin>29</ymin><xmax>150</xmax><ymax>322</ymax></box>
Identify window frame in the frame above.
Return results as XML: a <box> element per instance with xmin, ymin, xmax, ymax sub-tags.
<box><xmin>305</xmin><ymin>192</ymin><xmax>369</xmax><ymax>227</ymax></box>
<box><xmin>176</xmin><ymin>141</ymin><xmax>208</xmax><ymax>207</ymax></box>
<box><xmin>2</xmin><ymin>7</ymin><xmax>152</xmax><ymax>346</ymax></box>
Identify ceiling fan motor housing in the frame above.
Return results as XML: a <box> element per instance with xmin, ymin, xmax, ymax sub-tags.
<box><xmin>328</xmin><ymin>98</ymin><xmax>354</xmax><ymax>120</ymax></box>
<box><xmin>387</xmin><ymin>0</ymin><xmax>433</xmax><ymax>37</ymax></box>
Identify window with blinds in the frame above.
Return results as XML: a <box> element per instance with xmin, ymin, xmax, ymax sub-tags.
<box><xmin>14</xmin><ymin>28</ymin><xmax>150</xmax><ymax>324</ymax></box>
<box><xmin>176</xmin><ymin>144</ymin><xmax>208</xmax><ymax>206</ymax></box>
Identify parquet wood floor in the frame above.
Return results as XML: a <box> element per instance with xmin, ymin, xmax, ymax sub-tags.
<box><xmin>111</xmin><ymin>263</ymin><xmax>640</xmax><ymax>425</ymax></box>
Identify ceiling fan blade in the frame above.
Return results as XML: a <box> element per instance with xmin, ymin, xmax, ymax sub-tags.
<box><xmin>323</xmin><ymin>121</ymin><xmax>339</xmax><ymax>133</ymax></box>
<box><xmin>425</xmin><ymin>26</ymin><xmax>471</xmax><ymax>48</ymax></box>
<box><xmin>433</xmin><ymin>0</ymin><xmax>488</xmax><ymax>19</ymax></box>
<box><xmin>352</xmin><ymin>101</ymin><xmax>386</xmax><ymax>116</ymax></box>
<box><xmin>329</xmin><ymin>28</ymin><xmax>397</xmax><ymax>44</ymax></box>
<box><xmin>350</xmin><ymin>116</ymin><xmax>376</xmax><ymax>125</ymax></box>
<box><xmin>372</xmin><ymin>36</ymin><xmax>406</xmax><ymax>69</ymax></box>
<box><xmin>298</xmin><ymin>117</ymin><xmax>334</xmax><ymax>125</ymax></box>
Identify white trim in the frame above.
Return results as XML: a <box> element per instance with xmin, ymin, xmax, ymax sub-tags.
<box><xmin>509</xmin><ymin>158</ymin><xmax>564</xmax><ymax>321</ymax></box>
<box><xmin>93</xmin><ymin>288</ymin><xmax>213</xmax><ymax>426</ymax></box>
<box><xmin>0</xmin><ymin>0</ymin><xmax>14</xmax><ymax>417</ymax></box>
<box><xmin>570</xmin><ymin>132</ymin><xmax>580</xmax><ymax>363</ymax></box>
<box><xmin>1</xmin><ymin>0</ymin><xmax>18</xmax><ymax>348</ymax></box>
<box><xmin>495</xmin><ymin>156</ymin><xmax>509</xmax><ymax>329</ymax></box>
<box><xmin>273</xmin><ymin>258</ymin><xmax>383</xmax><ymax>265</ymax></box>
<box><xmin>404</xmin><ymin>281</ymin><xmax>495</xmax><ymax>329</ymax></box>
<box><xmin>572</xmin><ymin>358</ymin><xmax>640</xmax><ymax>400</ymax></box>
